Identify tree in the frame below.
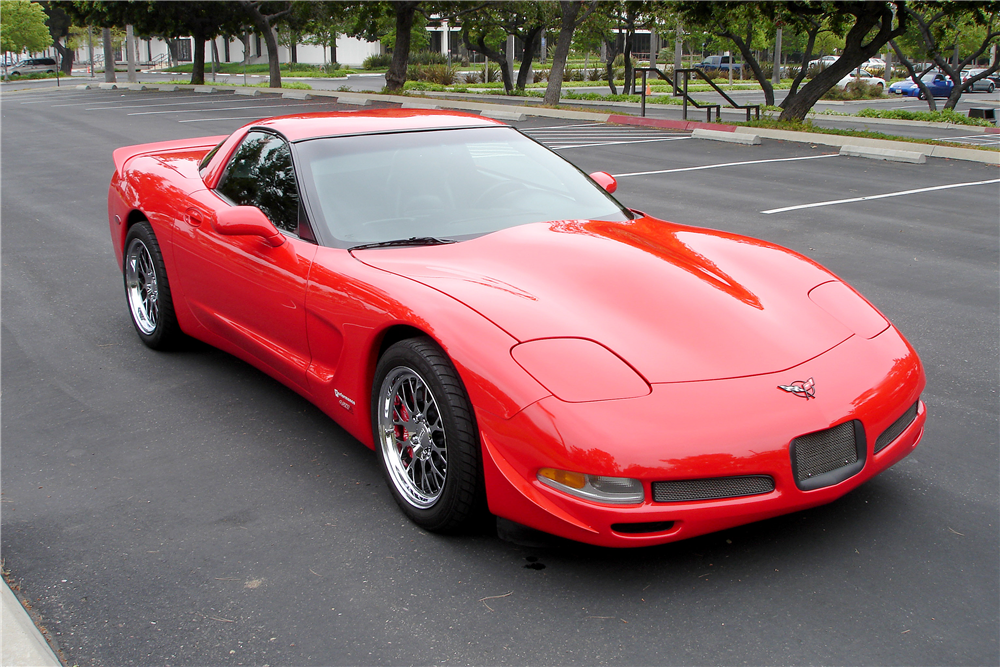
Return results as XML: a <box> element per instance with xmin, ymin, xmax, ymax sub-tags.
<box><xmin>543</xmin><ymin>0</ymin><xmax>599</xmax><ymax>105</ymax></box>
<box><xmin>455</xmin><ymin>2</ymin><xmax>555</xmax><ymax>93</ymax></box>
<box><xmin>1</xmin><ymin>0</ymin><xmax>52</xmax><ymax>65</ymax></box>
<box><xmin>237</xmin><ymin>1</ymin><xmax>291</xmax><ymax>88</ymax></box>
<box><xmin>678</xmin><ymin>1</ymin><xmax>782</xmax><ymax>105</ymax></box>
<box><xmin>70</xmin><ymin>1</ymin><xmax>249</xmax><ymax>85</ymax></box>
<box><xmin>779</xmin><ymin>3</ymin><xmax>910</xmax><ymax>120</ymax></box>
<box><xmin>40</xmin><ymin>2</ymin><xmax>74</xmax><ymax>73</ymax></box>
<box><xmin>893</xmin><ymin>3</ymin><xmax>1000</xmax><ymax>110</ymax></box>
<box><xmin>681</xmin><ymin>2</ymin><xmax>911</xmax><ymax>121</ymax></box>
<box><xmin>341</xmin><ymin>1</ymin><xmax>421</xmax><ymax>92</ymax></box>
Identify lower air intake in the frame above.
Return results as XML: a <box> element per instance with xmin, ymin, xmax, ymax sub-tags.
<box><xmin>791</xmin><ymin>420</ymin><xmax>864</xmax><ymax>490</ymax></box>
<box><xmin>874</xmin><ymin>401</ymin><xmax>919</xmax><ymax>453</ymax></box>
<box><xmin>652</xmin><ymin>476</ymin><xmax>775</xmax><ymax>503</ymax></box>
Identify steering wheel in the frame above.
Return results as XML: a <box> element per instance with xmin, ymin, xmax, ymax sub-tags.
<box><xmin>474</xmin><ymin>180</ymin><xmax>525</xmax><ymax>206</ymax></box>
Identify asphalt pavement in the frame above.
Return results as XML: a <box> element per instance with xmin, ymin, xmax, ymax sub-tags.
<box><xmin>2</xmin><ymin>85</ymin><xmax>998</xmax><ymax>666</ymax></box>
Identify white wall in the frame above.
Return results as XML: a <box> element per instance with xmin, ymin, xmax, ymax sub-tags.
<box><xmin>72</xmin><ymin>32</ymin><xmax>380</xmax><ymax>69</ymax></box>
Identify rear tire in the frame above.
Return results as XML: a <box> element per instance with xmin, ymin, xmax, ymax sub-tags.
<box><xmin>123</xmin><ymin>221</ymin><xmax>182</xmax><ymax>349</ymax></box>
<box><xmin>372</xmin><ymin>337</ymin><xmax>484</xmax><ymax>533</ymax></box>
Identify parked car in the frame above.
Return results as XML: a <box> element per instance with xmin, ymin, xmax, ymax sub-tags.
<box><xmin>889</xmin><ymin>71</ymin><xmax>954</xmax><ymax>98</ymax></box>
<box><xmin>10</xmin><ymin>57</ymin><xmax>57</xmax><ymax>76</ymax></box>
<box><xmin>808</xmin><ymin>55</ymin><xmax>839</xmax><ymax>69</ymax></box>
<box><xmin>107</xmin><ymin>110</ymin><xmax>926</xmax><ymax>548</ymax></box>
<box><xmin>837</xmin><ymin>69</ymin><xmax>885</xmax><ymax>92</ymax></box>
<box><xmin>962</xmin><ymin>68</ymin><xmax>996</xmax><ymax>93</ymax></box>
<box><xmin>696</xmin><ymin>55</ymin><xmax>742</xmax><ymax>72</ymax></box>
<box><xmin>862</xmin><ymin>57</ymin><xmax>886</xmax><ymax>71</ymax></box>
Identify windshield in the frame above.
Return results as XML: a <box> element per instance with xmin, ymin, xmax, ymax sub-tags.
<box><xmin>294</xmin><ymin>126</ymin><xmax>632</xmax><ymax>247</ymax></box>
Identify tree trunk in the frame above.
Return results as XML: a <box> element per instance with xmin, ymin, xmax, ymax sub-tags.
<box><xmin>890</xmin><ymin>41</ymin><xmax>937</xmax><ymax>111</ymax></box>
<box><xmin>102</xmin><ymin>27</ymin><xmax>116</xmax><ymax>83</ymax></box>
<box><xmin>603</xmin><ymin>36</ymin><xmax>620</xmax><ymax>94</ymax></box>
<box><xmin>463</xmin><ymin>31</ymin><xmax>513</xmax><ymax>93</ymax></box>
<box><xmin>783</xmin><ymin>23</ymin><xmax>819</xmax><ymax>100</ymax></box>
<box><xmin>190</xmin><ymin>33</ymin><xmax>206</xmax><ymax>85</ymax></box>
<box><xmin>385</xmin><ymin>2</ymin><xmax>419</xmax><ymax>92</ymax></box>
<box><xmin>623</xmin><ymin>11</ymin><xmax>635</xmax><ymax>94</ymax></box>
<box><xmin>53</xmin><ymin>39</ymin><xmax>74</xmax><ymax>75</ymax></box>
<box><xmin>515</xmin><ymin>25</ymin><xmax>543</xmax><ymax>90</ymax></box>
<box><xmin>331</xmin><ymin>33</ymin><xmax>337</xmax><ymax>64</ymax></box>
<box><xmin>722</xmin><ymin>26</ymin><xmax>773</xmax><ymax>106</ymax></box>
<box><xmin>543</xmin><ymin>1</ymin><xmax>583</xmax><ymax>105</ymax></box>
<box><xmin>239</xmin><ymin>1</ymin><xmax>292</xmax><ymax>89</ymax></box>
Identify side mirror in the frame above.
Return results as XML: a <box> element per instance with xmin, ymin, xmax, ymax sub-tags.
<box><xmin>213</xmin><ymin>206</ymin><xmax>284</xmax><ymax>247</ymax></box>
<box><xmin>589</xmin><ymin>171</ymin><xmax>617</xmax><ymax>194</ymax></box>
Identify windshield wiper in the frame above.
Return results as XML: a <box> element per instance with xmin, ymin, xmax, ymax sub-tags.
<box><xmin>349</xmin><ymin>236</ymin><xmax>456</xmax><ymax>251</ymax></box>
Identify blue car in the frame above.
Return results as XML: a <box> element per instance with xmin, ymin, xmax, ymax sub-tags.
<box><xmin>889</xmin><ymin>72</ymin><xmax>955</xmax><ymax>99</ymax></box>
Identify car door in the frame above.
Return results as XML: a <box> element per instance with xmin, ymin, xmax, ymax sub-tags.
<box><xmin>172</xmin><ymin>130</ymin><xmax>317</xmax><ymax>391</ymax></box>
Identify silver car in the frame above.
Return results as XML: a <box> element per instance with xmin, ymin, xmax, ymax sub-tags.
<box><xmin>9</xmin><ymin>57</ymin><xmax>57</xmax><ymax>76</ymax></box>
<box><xmin>963</xmin><ymin>68</ymin><xmax>997</xmax><ymax>93</ymax></box>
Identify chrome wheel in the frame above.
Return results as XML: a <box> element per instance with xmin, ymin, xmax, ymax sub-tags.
<box><xmin>125</xmin><ymin>237</ymin><xmax>159</xmax><ymax>335</ymax></box>
<box><xmin>376</xmin><ymin>367</ymin><xmax>448</xmax><ymax>509</ymax></box>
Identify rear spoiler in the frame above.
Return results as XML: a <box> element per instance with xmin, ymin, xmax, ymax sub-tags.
<box><xmin>112</xmin><ymin>135</ymin><xmax>228</xmax><ymax>175</ymax></box>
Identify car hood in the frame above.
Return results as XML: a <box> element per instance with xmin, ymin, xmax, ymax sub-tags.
<box><xmin>354</xmin><ymin>218</ymin><xmax>853</xmax><ymax>384</ymax></box>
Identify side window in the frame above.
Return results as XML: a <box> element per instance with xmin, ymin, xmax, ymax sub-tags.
<box><xmin>216</xmin><ymin>131</ymin><xmax>300</xmax><ymax>234</ymax></box>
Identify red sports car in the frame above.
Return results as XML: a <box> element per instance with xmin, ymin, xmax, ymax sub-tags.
<box><xmin>107</xmin><ymin>110</ymin><xmax>925</xmax><ymax>547</ymax></box>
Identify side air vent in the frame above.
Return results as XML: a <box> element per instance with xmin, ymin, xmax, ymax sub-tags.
<box><xmin>874</xmin><ymin>401</ymin><xmax>919</xmax><ymax>453</ymax></box>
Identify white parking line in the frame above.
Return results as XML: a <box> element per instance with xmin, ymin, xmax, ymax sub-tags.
<box><xmin>762</xmin><ymin>178</ymin><xmax>1000</xmax><ymax>214</ymax></box>
<box><xmin>178</xmin><ymin>115</ymin><xmax>274</xmax><ymax>123</ymax></box>
<box><xmin>613</xmin><ymin>153</ymin><xmax>839</xmax><ymax>178</ymax></box>
<box><xmin>49</xmin><ymin>94</ymin><xmax>211</xmax><ymax>107</ymax></box>
<box><xmin>86</xmin><ymin>97</ymin><xmax>276</xmax><ymax>111</ymax></box>
<box><xmin>551</xmin><ymin>137</ymin><xmax>690</xmax><ymax>149</ymax></box>
<box><xmin>128</xmin><ymin>101</ymin><xmax>331</xmax><ymax>116</ymax></box>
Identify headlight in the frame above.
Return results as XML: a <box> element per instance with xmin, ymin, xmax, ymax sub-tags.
<box><xmin>511</xmin><ymin>338</ymin><xmax>649</xmax><ymax>402</ymax></box>
<box><xmin>538</xmin><ymin>468</ymin><xmax>645</xmax><ymax>504</ymax></box>
<box><xmin>809</xmin><ymin>280</ymin><xmax>889</xmax><ymax>339</ymax></box>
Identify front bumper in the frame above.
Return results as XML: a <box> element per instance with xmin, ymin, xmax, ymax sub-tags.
<box><xmin>479</xmin><ymin>327</ymin><xmax>925</xmax><ymax>547</ymax></box>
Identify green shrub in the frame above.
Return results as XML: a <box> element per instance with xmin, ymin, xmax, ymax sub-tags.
<box><xmin>406</xmin><ymin>64</ymin><xmax>457</xmax><ymax>85</ymax></box>
<box><xmin>822</xmin><ymin>80</ymin><xmax>884</xmax><ymax>100</ymax></box>
<box><xmin>409</xmin><ymin>51</ymin><xmax>447</xmax><ymax>66</ymax></box>
<box><xmin>857</xmin><ymin>107</ymin><xmax>995</xmax><ymax>127</ymax></box>
<box><xmin>362</xmin><ymin>53</ymin><xmax>392</xmax><ymax>70</ymax></box>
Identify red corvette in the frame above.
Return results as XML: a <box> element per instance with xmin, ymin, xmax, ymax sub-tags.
<box><xmin>108</xmin><ymin>110</ymin><xmax>925</xmax><ymax>547</ymax></box>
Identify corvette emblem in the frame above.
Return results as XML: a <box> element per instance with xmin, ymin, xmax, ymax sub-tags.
<box><xmin>778</xmin><ymin>377</ymin><xmax>816</xmax><ymax>399</ymax></box>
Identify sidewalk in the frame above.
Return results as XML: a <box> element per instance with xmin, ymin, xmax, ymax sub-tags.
<box><xmin>1</xmin><ymin>580</ymin><xmax>61</xmax><ymax>667</ymax></box>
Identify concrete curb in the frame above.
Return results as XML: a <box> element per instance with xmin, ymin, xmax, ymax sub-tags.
<box><xmin>733</xmin><ymin>126</ymin><xmax>1000</xmax><ymax>165</ymax></box>
<box><xmin>840</xmin><ymin>145</ymin><xmax>927</xmax><ymax>163</ymax></box>
<box><xmin>806</xmin><ymin>111</ymin><xmax>998</xmax><ymax>134</ymax></box>
<box><xmin>1</xmin><ymin>580</ymin><xmax>61</xmax><ymax>667</ymax></box>
<box><xmin>693</xmin><ymin>128</ymin><xmax>762</xmax><ymax>144</ymax></box>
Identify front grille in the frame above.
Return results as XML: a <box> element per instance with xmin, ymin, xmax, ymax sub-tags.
<box><xmin>874</xmin><ymin>401</ymin><xmax>919</xmax><ymax>453</ymax></box>
<box><xmin>792</xmin><ymin>421</ymin><xmax>859</xmax><ymax>483</ymax></box>
<box><xmin>652</xmin><ymin>475</ymin><xmax>775</xmax><ymax>503</ymax></box>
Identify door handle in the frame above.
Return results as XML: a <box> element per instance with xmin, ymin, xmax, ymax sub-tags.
<box><xmin>184</xmin><ymin>208</ymin><xmax>204</xmax><ymax>226</ymax></box>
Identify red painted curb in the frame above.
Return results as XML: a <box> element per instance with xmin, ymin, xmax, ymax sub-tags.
<box><xmin>984</xmin><ymin>126</ymin><xmax>1000</xmax><ymax>134</ymax></box>
<box><xmin>607</xmin><ymin>115</ymin><xmax>738</xmax><ymax>132</ymax></box>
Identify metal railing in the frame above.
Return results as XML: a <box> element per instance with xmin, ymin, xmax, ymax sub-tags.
<box><xmin>633</xmin><ymin>67</ymin><xmax>760</xmax><ymax>122</ymax></box>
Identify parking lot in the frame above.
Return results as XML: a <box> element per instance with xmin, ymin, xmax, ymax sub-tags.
<box><xmin>2</xmin><ymin>87</ymin><xmax>998</xmax><ymax>666</ymax></box>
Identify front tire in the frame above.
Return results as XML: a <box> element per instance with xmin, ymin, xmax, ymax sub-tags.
<box><xmin>123</xmin><ymin>221</ymin><xmax>181</xmax><ymax>349</ymax></box>
<box><xmin>372</xmin><ymin>337</ymin><xmax>483</xmax><ymax>533</ymax></box>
